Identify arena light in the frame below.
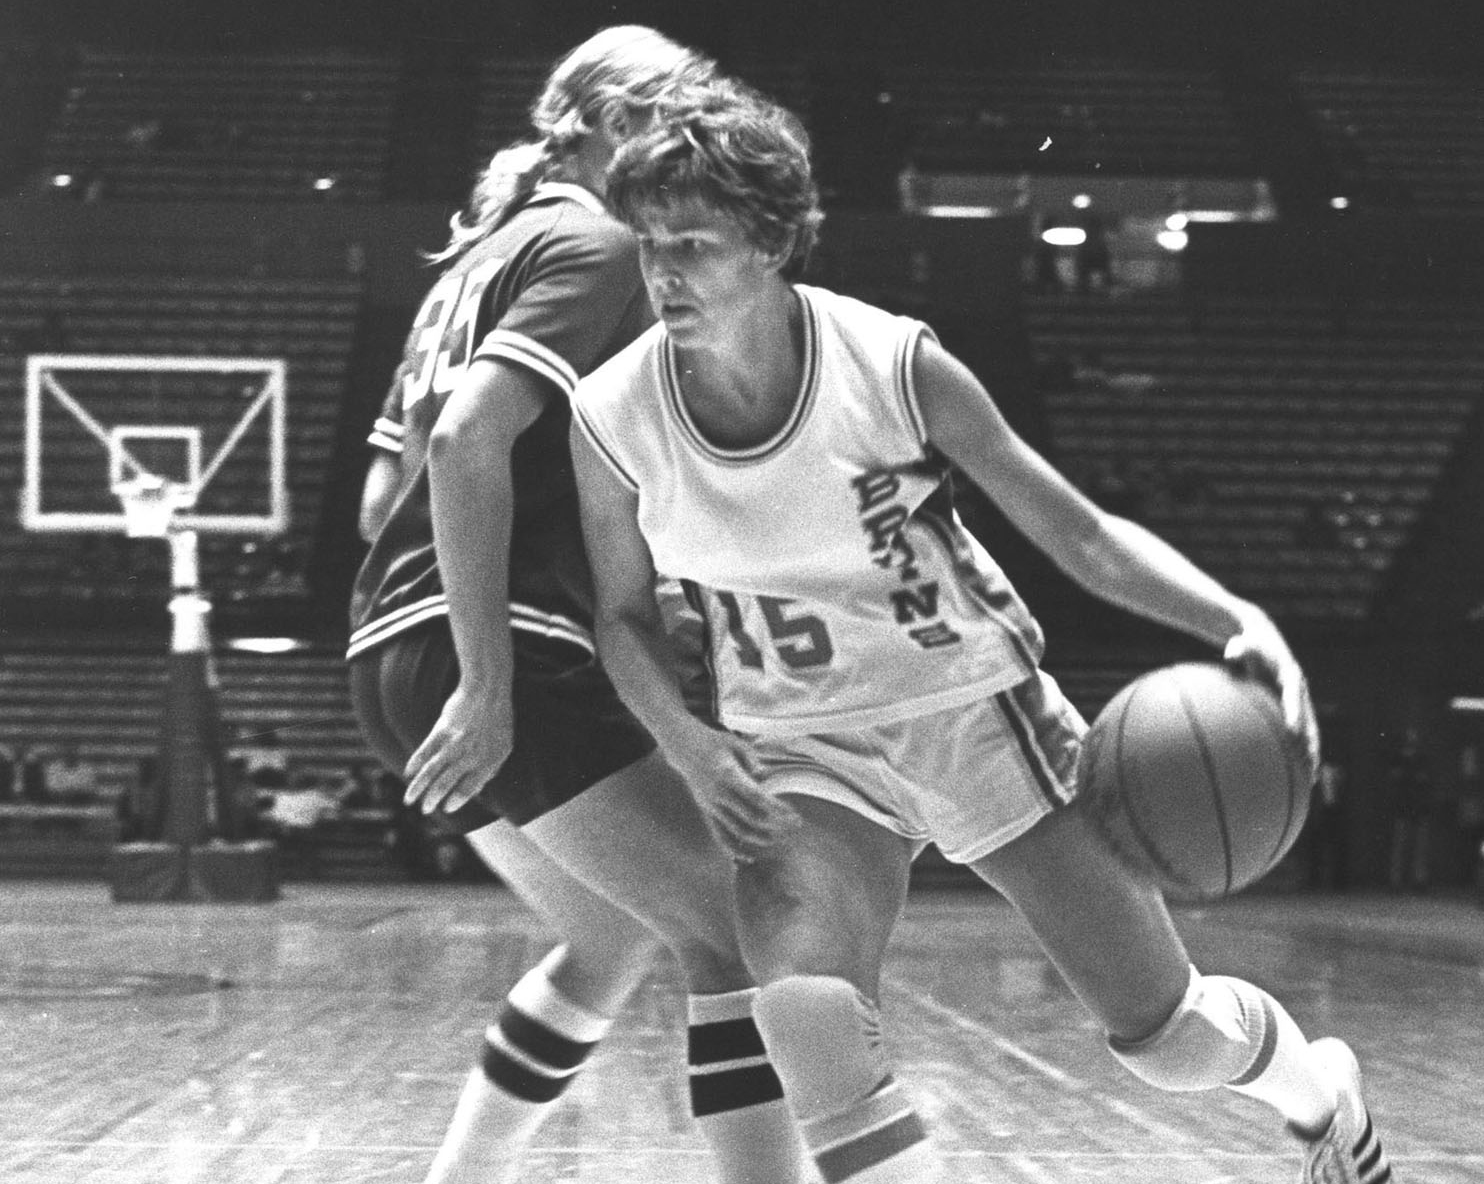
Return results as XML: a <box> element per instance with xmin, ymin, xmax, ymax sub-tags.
<box><xmin>1330</xmin><ymin>195</ymin><xmax>1351</xmax><ymax>210</ymax></box>
<box><xmin>1165</xmin><ymin>212</ymin><xmax>1189</xmax><ymax>231</ymax></box>
<box><xmin>225</xmin><ymin>636</ymin><xmax>312</xmax><ymax>654</ymax></box>
<box><xmin>312</xmin><ymin>175</ymin><xmax>338</xmax><ymax>192</ymax></box>
<box><xmin>1179</xmin><ymin>209</ymin><xmax>1242</xmax><ymax>223</ymax></box>
<box><xmin>1041</xmin><ymin>226</ymin><xmax>1087</xmax><ymax>247</ymax></box>
<box><xmin>919</xmin><ymin>204</ymin><xmax>997</xmax><ymax>219</ymax></box>
<box><xmin>1156</xmin><ymin>229</ymin><xmax>1189</xmax><ymax>252</ymax></box>
<box><xmin>1072</xmin><ymin>193</ymin><xmax>1092</xmax><ymax>210</ymax></box>
<box><xmin>1450</xmin><ymin>696</ymin><xmax>1484</xmax><ymax>714</ymax></box>
<box><xmin>50</xmin><ymin>173</ymin><xmax>75</xmax><ymax>189</ymax></box>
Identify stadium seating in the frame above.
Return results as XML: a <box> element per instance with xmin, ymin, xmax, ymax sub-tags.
<box><xmin>40</xmin><ymin>48</ymin><xmax>398</xmax><ymax>202</ymax></box>
<box><xmin>1295</xmin><ymin>71</ymin><xmax>1484</xmax><ymax>216</ymax></box>
<box><xmin>881</xmin><ymin>58</ymin><xmax>1254</xmax><ymax>176</ymax></box>
<box><xmin>0</xmin><ymin>640</ymin><xmax>388</xmax><ymax>877</ymax></box>
<box><xmin>1028</xmin><ymin>291</ymin><xmax>1484</xmax><ymax>622</ymax></box>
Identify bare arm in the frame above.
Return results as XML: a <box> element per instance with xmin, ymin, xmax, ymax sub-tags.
<box><xmin>570</xmin><ymin>420</ymin><xmax>799</xmax><ymax>857</ymax></box>
<box><xmin>402</xmin><ymin>359</ymin><xmax>547</xmax><ymax>813</ymax></box>
<box><xmin>358</xmin><ymin>451</ymin><xmax>402</xmax><ymax>543</ymax></box>
<box><xmin>913</xmin><ymin>335</ymin><xmax>1317</xmax><ymax>763</ymax></box>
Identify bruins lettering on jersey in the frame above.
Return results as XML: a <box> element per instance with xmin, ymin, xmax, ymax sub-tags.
<box><xmin>575</xmin><ymin>284</ymin><xmax>1046</xmax><ymax>737</ymax></box>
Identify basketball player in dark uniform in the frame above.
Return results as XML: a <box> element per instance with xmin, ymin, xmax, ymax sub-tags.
<box><xmin>347</xmin><ymin>29</ymin><xmax>803</xmax><ymax>1184</ymax></box>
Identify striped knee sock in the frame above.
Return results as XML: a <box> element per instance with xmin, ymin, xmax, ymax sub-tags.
<box><xmin>802</xmin><ymin>1075</ymin><xmax>935</xmax><ymax>1184</ymax></box>
<box><xmin>688</xmin><ymin>989</ymin><xmax>808</xmax><ymax>1184</ymax></box>
<box><xmin>753</xmin><ymin>976</ymin><xmax>941</xmax><ymax>1183</ymax></box>
<box><xmin>482</xmin><ymin>955</ymin><xmax>613</xmax><ymax>1103</ymax></box>
<box><xmin>424</xmin><ymin>951</ymin><xmax>613</xmax><ymax>1184</ymax></box>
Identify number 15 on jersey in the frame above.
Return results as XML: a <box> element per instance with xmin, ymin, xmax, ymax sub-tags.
<box><xmin>711</xmin><ymin>589</ymin><xmax>835</xmax><ymax>672</ymax></box>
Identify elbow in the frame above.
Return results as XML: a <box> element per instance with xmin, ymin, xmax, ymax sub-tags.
<box><xmin>590</xmin><ymin>602</ymin><xmax>633</xmax><ymax>658</ymax></box>
<box><xmin>426</xmin><ymin>420</ymin><xmax>462</xmax><ymax>464</ymax></box>
<box><xmin>356</xmin><ymin>505</ymin><xmax>381</xmax><ymax>545</ymax></box>
<box><xmin>1053</xmin><ymin>506</ymin><xmax>1120</xmax><ymax>587</ymax></box>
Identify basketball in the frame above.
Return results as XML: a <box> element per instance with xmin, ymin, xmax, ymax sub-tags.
<box><xmin>1078</xmin><ymin>662</ymin><xmax>1315</xmax><ymax>901</ymax></box>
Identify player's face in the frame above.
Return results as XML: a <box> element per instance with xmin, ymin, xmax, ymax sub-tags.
<box><xmin>633</xmin><ymin>199</ymin><xmax>780</xmax><ymax>345</ymax></box>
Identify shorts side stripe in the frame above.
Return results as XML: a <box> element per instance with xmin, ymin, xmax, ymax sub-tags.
<box><xmin>995</xmin><ymin>684</ymin><xmax>1069</xmax><ymax>810</ymax></box>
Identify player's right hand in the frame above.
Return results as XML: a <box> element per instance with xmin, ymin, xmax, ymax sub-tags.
<box><xmin>403</xmin><ymin>683</ymin><xmax>514</xmax><ymax>816</ymax></box>
<box><xmin>665</xmin><ymin>728</ymin><xmax>800</xmax><ymax>862</ymax></box>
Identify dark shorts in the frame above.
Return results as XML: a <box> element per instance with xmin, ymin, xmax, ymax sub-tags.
<box><xmin>348</xmin><ymin>618</ymin><xmax>656</xmax><ymax>831</ymax></box>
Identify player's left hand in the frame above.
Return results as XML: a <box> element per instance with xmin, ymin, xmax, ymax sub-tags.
<box><xmin>1224</xmin><ymin>619</ymin><xmax>1319</xmax><ymax>777</ymax></box>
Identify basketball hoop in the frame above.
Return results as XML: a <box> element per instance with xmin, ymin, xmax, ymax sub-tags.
<box><xmin>113</xmin><ymin>474</ymin><xmax>197</xmax><ymax>538</ymax></box>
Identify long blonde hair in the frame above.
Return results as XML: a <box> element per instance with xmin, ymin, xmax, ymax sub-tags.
<box><xmin>431</xmin><ymin>26</ymin><xmax>717</xmax><ymax>263</ymax></box>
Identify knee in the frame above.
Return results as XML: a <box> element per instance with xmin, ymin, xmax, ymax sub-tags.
<box><xmin>734</xmin><ymin>862</ymin><xmax>883</xmax><ymax>989</ymax></box>
<box><xmin>1107</xmin><ymin>969</ymin><xmax>1271</xmax><ymax>1093</ymax></box>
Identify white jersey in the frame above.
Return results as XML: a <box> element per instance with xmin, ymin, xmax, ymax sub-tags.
<box><xmin>574</xmin><ymin>284</ymin><xmax>1045</xmax><ymax>736</ymax></box>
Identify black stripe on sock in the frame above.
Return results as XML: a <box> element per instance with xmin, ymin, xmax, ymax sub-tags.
<box><xmin>481</xmin><ymin>1041</ymin><xmax>573</xmax><ymax>1103</ymax></box>
<box><xmin>687</xmin><ymin>1017</ymin><xmax>769</xmax><ymax>1066</ymax></box>
<box><xmin>815</xmin><ymin>1111</ymin><xmax>928</xmax><ymax>1184</ymax></box>
<box><xmin>498</xmin><ymin>1007</ymin><xmax>599</xmax><ymax>1073</ymax></box>
<box><xmin>688</xmin><ymin>1063</ymin><xmax>786</xmax><ymax>1117</ymax></box>
<box><xmin>1228</xmin><ymin>996</ymin><xmax>1279</xmax><ymax>1087</ymax></box>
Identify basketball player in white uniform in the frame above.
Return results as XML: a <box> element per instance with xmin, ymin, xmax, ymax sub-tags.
<box><xmin>571</xmin><ymin>82</ymin><xmax>1396</xmax><ymax>1184</ymax></box>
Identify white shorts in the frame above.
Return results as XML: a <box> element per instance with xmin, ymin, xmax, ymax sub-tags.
<box><xmin>747</xmin><ymin>669</ymin><xmax>1085</xmax><ymax>864</ymax></box>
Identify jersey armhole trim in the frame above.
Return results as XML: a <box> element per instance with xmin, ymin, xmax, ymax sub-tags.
<box><xmin>475</xmin><ymin>329</ymin><xmax>581</xmax><ymax>396</ymax></box>
<box><xmin>571</xmin><ymin>400</ymin><xmax>641</xmax><ymax>492</ymax></box>
<box><xmin>896</xmin><ymin>322</ymin><xmax>932</xmax><ymax>446</ymax></box>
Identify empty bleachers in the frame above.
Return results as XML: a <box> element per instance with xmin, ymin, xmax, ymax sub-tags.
<box><xmin>0</xmin><ymin>643</ymin><xmax>370</xmax><ymax>785</ymax></box>
<box><xmin>40</xmin><ymin>48</ymin><xmax>399</xmax><ymax>202</ymax></box>
<box><xmin>884</xmin><ymin>58</ymin><xmax>1254</xmax><ymax>176</ymax></box>
<box><xmin>1027</xmin><ymin>292</ymin><xmax>1484</xmax><ymax>622</ymax></box>
<box><xmin>0</xmin><ymin>640</ymin><xmax>390</xmax><ymax>879</ymax></box>
<box><xmin>1295</xmin><ymin>71</ymin><xmax>1484</xmax><ymax>216</ymax></box>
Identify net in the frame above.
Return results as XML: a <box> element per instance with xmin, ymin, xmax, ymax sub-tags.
<box><xmin>114</xmin><ymin>475</ymin><xmax>197</xmax><ymax>538</ymax></box>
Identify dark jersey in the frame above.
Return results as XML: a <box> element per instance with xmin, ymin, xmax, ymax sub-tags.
<box><xmin>347</xmin><ymin>183</ymin><xmax>654</xmax><ymax>660</ymax></box>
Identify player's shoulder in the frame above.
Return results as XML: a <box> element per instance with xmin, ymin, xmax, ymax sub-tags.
<box><xmin>577</xmin><ymin>322</ymin><xmax>666</xmax><ymax>403</ymax></box>
<box><xmin>798</xmin><ymin>283</ymin><xmax>920</xmax><ymax>336</ymax></box>
<box><xmin>525</xmin><ymin>183</ymin><xmax>638</xmax><ymax>263</ymax></box>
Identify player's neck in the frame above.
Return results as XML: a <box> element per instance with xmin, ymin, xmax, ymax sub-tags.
<box><xmin>673</xmin><ymin>285</ymin><xmax>804</xmax><ymax>448</ymax></box>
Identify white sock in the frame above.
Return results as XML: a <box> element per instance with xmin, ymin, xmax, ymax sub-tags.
<box><xmin>1109</xmin><ymin>968</ymin><xmax>1337</xmax><ymax>1134</ymax></box>
<box><xmin>688</xmin><ymin>989</ymin><xmax>808</xmax><ymax>1184</ymax></box>
<box><xmin>753</xmin><ymin>976</ymin><xmax>942</xmax><ymax>1183</ymax></box>
<box><xmin>423</xmin><ymin>950</ymin><xmax>613</xmax><ymax>1184</ymax></box>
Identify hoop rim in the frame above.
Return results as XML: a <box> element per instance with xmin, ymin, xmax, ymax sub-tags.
<box><xmin>112</xmin><ymin>474</ymin><xmax>199</xmax><ymax>537</ymax></box>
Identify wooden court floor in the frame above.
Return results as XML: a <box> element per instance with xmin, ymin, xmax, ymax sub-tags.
<box><xmin>1</xmin><ymin>879</ymin><xmax>1480</xmax><ymax>1183</ymax></box>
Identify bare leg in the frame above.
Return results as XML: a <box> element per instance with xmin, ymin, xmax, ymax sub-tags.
<box><xmin>522</xmin><ymin>751</ymin><xmax>809</xmax><ymax>1184</ymax></box>
<box><xmin>424</xmin><ymin>822</ymin><xmax>661</xmax><ymax>1184</ymax></box>
<box><xmin>971</xmin><ymin>806</ymin><xmax>1341</xmax><ymax>1133</ymax></box>
<box><xmin>735</xmin><ymin>793</ymin><xmax>944</xmax><ymax>1183</ymax></box>
<box><xmin>969</xmin><ymin>805</ymin><xmax>1190</xmax><ymax>1039</ymax></box>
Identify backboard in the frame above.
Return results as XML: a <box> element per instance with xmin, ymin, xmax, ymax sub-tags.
<box><xmin>23</xmin><ymin>354</ymin><xmax>289</xmax><ymax>536</ymax></box>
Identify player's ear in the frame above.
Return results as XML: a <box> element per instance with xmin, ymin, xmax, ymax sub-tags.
<box><xmin>759</xmin><ymin>230</ymin><xmax>795</xmax><ymax>276</ymax></box>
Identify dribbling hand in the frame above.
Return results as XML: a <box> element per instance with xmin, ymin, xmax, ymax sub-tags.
<box><xmin>1224</xmin><ymin>622</ymin><xmax>1319</xmax><ymax>777</ymax></box>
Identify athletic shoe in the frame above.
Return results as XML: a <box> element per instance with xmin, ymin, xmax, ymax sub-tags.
<box><xmin>1296</xmin><ymin>1038</ymin><xmax>1394</xmax><ymax>1183</ymax></box>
